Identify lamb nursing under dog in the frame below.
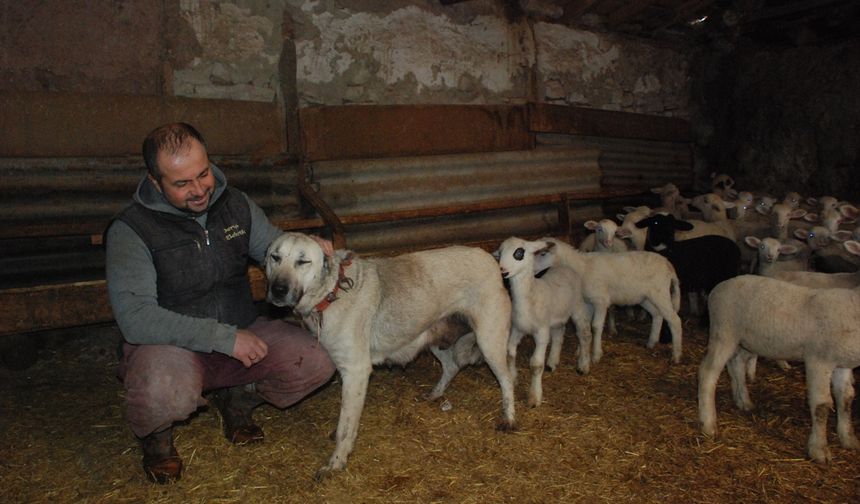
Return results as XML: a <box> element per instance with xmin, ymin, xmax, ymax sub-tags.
<box><xmin>264</xmin><ymin>232</ymin><xmax>517</xmax><ymax>478</ymax></box>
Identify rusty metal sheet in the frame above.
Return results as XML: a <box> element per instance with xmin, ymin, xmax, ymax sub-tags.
<box><xmin>0</xmin><ymin>156</ymin><xmax>303</xmax><ymax>239</ymax></box>
<box><xmin>307</xmin><ymin>147</ymin><xmax>604</xmax><ymax>252</ymax></box>
<box><xmin>0</xmin><ymin>92</ymin><xmax>286</xmax><ymax>157</ymax></box>
<box><xmin>311</xmin><ymin>147</ymin><xmax>602</xmax><ymax>215</ymax></box>
<box><xmin>300</xmin><ymin>104</ymin><xmax>532</xmax><ymax>162</ymax></box>
<box><xmin>528</xmin><ymin>102</ymin><xmax>691</xmax><ymax>142</ymax></box>
<box><xmin>537</xmin><ymin>133</ymin><xmax>693</xmax><ymax>190</ymax></box>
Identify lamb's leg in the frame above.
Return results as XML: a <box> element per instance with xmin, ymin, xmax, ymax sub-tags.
<box><xmin>427</xmin><ymin>332</ymin><xmax>480</xmax><ymax>400</ymax></box>
<box><xmin>726</xmin><ymin>348</ymin><xmax>754</xmax><ymax>411</ymax></box>
<box><xmin>606</xmin><ymin>306</ymin><xmax>618</xmax><ymax>336</ymax></box>
<box><xmin>698</xmin><ymin>339</ymin><xmax>738</xmax><ymax>438</ymax></box>
<box><xmin>589</xmin><ymin>301</ymin><xmax>609</xmax><ymax>364</ymax></box>
<box><xmin>506</xmin><ymin>327</ymin><xmax>525</xmax><ymax>386</ymax></box>
<box><xmin>745</xmin><ymin>355</ymin><xmax>759</xmax><ymax>383</ymax></box>
<box><xmin>805</xmin><ymin>361</ymin><xmax>835</xmax><ymax>464</ymax></box>
<box><xmin>569</xmin><ymin>302</ymin><xmax>593</xmax><ymax>374</ymax></box>
<box><xmin>546</xmin><ymin>325</ymin><xmax>565</xmax><ymax>372</ymax></box>
<box><xmin>643</xmin><ymin>298</ymin><xmax>682</xmax><ymax>363</ymax></box>
<box><xmin>527</xmin><ymin>327</ymin><xmax>551</xmax><ymax>408</ymax></box>
<box><xmin>831</xmin><ymin>367</ymin><xmax>860</xmax><ymax>450</ymax></box>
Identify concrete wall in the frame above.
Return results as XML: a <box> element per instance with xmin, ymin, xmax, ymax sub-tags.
<box><xmin>1</xmin><ymin>0</ymin><xmax>692</xmax><ymax>118</ymax></box>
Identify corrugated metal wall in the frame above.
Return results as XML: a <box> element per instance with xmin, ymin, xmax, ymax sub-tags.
<box><xmin>0</xmin><ymin>157</ymin><xmax>301</xmax><ymax>289</ymax></box>
<box><xmin>536</xmin><ymin>133</ymin><xmax>693</xmax><ymax>190</ymax></box>
<box><xmin>308</xmin><ymin>147</ymin><xmax>604</xmax><ymax>252</ymax></box>
<box><xmin>537</xmin><ymin>133</ymin><xmax>692</xmax><ymax>189</ymax></box>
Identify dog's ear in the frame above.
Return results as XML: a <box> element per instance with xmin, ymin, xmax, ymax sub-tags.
<box><xmin>310</xmin><ymin>235</ymin><xmax>334</xmax><ymax>257</ymax></box>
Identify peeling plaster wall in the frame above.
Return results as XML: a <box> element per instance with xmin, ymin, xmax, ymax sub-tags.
<box><xmin>2</xmin><ymin>0</ymin><xmax>692</xmax><ymax>118</ymax></box>
<box><xmin>535</xmin><ymin>22</ymin><xmax>690</xmax><ymax>116</ymax></box>
<box><xmin>173</xmin><ymin>0</ymin><xmax>283</xmax><ymax>101</ymax></box>
<box><xmin>290</xmin><ymin>1</ymin><xmax>534</xmax><ymax>106</ymax></box>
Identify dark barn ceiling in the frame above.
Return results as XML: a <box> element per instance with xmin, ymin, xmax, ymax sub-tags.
<box><xmin>444</xmin><ymin>1</ymin><xmax>860</xmax><ymax>46</ymax></box>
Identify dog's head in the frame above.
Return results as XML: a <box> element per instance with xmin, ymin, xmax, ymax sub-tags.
<box><xmin>265</xmin><ymin>232</ymin><xmax>332</xmax><ymax>307</ymax></box>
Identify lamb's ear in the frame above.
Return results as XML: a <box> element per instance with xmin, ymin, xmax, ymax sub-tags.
<box><xmin>779</xmin><ymin>244</ymin><xmax>799</xmax><ymax>256</ymax></box>
<box><xmin>310</xmin><ymin>235</ymin><xmax>334</xmax><ymax>257</ymax></box>
<box><xmin>793</xmin><ymin>228</ymin><xmax>809</xmax><ymax>241</ymax></box>
<box><xmin>839</xmin><ymin>204</ymin><xmax>859</xmax><ymax>219</ymax></box>
<box><xmin>789</xmin><ymin>209</ymin><xmax>807</xmax><ymax>220</ymax></box>
<box><xmin>744</xmin><ymin>236</ymin><xmax>761</xmax><ymax>249</ymax></box>
<box><xmin>832</xmin><ymin>230</ymin><xmax>853</xmax><ymax>242</ymax></box>
<box><xmin>491</xmin><ymin>248</ymin><xmax>501</xmax><ymax>261</ymax></box>
<box><xmin>584</xmin><ymin>220</ymin><xmax>599</xmax><ymax>231</ymax></box>
<box><xmin>843</xmin><ymin>240</ymin><xmax>860</xmax><ymax>256</ymax></box>
<box><xmin>673</xmin><ymin>219</ymin><xmax>694</xmax><ymax>231</ymax></box>
<box><xmin>806</xmin><ymin>196</ymin><xmax>818</xmax><ymax>206</ymax></box>
<box><xmin>804</xmin><ymin>213</ymin><xmax>819</xmax><ymax>223</ymax></box>
<box><xmin>616</xmin><ymin>227</ymin><xmax>631</xmax><ymax>238</ymax></box>
<box><xmin>634</xmin><ymin>217</ymin><xmax>651</xmax><ymax>229</ymax></box>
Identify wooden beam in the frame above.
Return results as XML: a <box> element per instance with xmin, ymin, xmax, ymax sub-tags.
<box><xmin>608</xmin><ymin>0</ymin><xmax>659</xmax><ymax>25</ymax></box>
<box><xmin>528</xmin><ymin>103</ymin><xmax>691</xmax><ymax>142</ymax></box>
<box><xmin>300</xmin><ymin>104</ymin><xmax>531</xmax><ymax>162</ymax></box>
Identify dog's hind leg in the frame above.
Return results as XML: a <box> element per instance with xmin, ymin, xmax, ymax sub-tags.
<box><xmin>473</xmin><ymin>314</ymin><xmax>517</xmax><ymax>431</ymax></box>
<box><xmin>427</xmin><ymin>332</ymin><xmax>481</xmax><ymax>400</ymax></box>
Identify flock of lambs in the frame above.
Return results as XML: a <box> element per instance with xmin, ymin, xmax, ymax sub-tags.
<box><xmin>495</xmin><ymin>173</ymin><xmax>860</xmax><ymax>465</ymax></box>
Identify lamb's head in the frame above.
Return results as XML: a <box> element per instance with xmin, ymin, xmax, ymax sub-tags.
<box><xmin>584</xmin><ymin>219</ymin><xmax>619</xmax><ymax>250</ymax></box>
<box><xmin>634</xmin><ymin>213</ymin><xmax>693</xmax><ymax>252</ymax></box>
<box><xmin>265</xmin><ymin>232</ymin><xmax>330</xmax><ymax>307</ymax></box>
<box><xmin>495</xmin><ymin>237</ymin><xmax>554</xmax><ymax>279</ymax></box>
<box><xmin>794</xmin><ymin>225</ymin><xmax>832</xmax><ymax>251</ymax></box>
<box><xmin>755</xmin><ymin>195</ymin><xmax>777</xmax><ymax>216</ymax></box>
<box><xmin>710</xmin><ymin>172</ymin><xmax>735</xmax><ymax>198</ymax></box>
<box><xmin>744</xmin><ymin>236</ymin><xmax>798</xmax><ymax>264</ymax></box>
<box><xmin>770</xmin><ymin>203</ymin><xmax>807</xmax><ymax>240</ymax></box>
<box><xmin>690</xmin><ymin>192</ymin><xmax>734</xmax><ymax>222</ymax></box>
<box><xmin>782</xmin><ymin>191</ymin><xmax>803</xmax><ymax>209</ymax></box>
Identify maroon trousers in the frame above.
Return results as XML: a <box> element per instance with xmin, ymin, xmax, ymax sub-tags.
<box><xmin>117</xmin><ymin>318</ymin><xmax>335</xmax><ymax>438</ymax></box>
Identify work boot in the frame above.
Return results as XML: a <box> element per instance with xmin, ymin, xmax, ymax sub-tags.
<box><xmin>210</xmin><ymin>385</ymin><xmax>265</xmax><ymax>445</ymax></box>
<box><xmin>139</xmin><ymin>428</ymin><xmax>182</xmax><ymax>484</ymax></box>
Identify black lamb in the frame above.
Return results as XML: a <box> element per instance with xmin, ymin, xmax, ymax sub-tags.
<box><xmin>634</xmin><ymin>213</ymin><xmax>741</xmax><ymax>331</ymax></box>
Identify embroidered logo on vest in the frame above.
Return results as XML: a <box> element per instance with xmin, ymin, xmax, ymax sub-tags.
<box><xmin>224</xmin><ymin>223</ymin><xmax>247</xmax><ymax>241</ymax></box>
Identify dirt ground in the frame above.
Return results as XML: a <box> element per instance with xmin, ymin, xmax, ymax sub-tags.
<box><xmin>1</xmin><ymin>315</ymin><xmax>858</xmax><ymax>504</ymax></box>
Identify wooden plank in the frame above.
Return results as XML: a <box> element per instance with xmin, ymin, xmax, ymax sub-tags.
<box><xmin>0</xmin><ymin>269</ymin><xmax>270</xmax><ymax>337</ymax></box>
<box><xmin>300</xmin><ymin>104</ymin><xmax>532</xmax><ymax>162</ymax></box>
<box><xmin>0</xmin><ymin>91</ymin><xmax>286</xmax><ymax>157</ymax></box>
<box><xmin>528</xmin><ymin>103</ymin><xmax>691</xmax><ymax>142</ymax></box>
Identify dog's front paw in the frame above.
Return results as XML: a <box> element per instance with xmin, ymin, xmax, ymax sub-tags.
<box><xmin>314</xmin><ymin>466</ymin><xmax>334</xmax><ymax>482</ymax></box>
<box><xmin>496</xmin><ymin>419</ymin><xmax>518</xmax><ymax>432</ymax></box>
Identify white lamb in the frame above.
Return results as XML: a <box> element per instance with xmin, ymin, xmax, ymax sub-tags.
<box><xmin>699</xmin><ymin>274</ymin><xmax>860</xmax><ymax>463</ymax></box>
<box><xmin>744</xmin><ymin>236</ymin><xmax>808</xmax><ymax>277</ymax></box>
<box><xmin>495</xmin><ymin>237</ymin><xmax>593</xmax><ymax>407</ymax></box>
<box><xmin>531</xmin><ymin>237</ymin><xmax>683</xmax><ymax>364</ymax></box>
<box><xmin>616</xmin><ymin>205</ymin><xmax>653</xmax><ymax>251</ymax></box>
<box><xmin>579</xmin><ymin>218</ymin><xmax>629</xmax><ymax>335</ymax></box>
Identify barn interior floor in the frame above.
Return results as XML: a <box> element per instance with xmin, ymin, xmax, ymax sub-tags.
<box><xmin>1</xmin><ymin>314</ymin><xmax>858</xmax><ymax>503</ymax></box>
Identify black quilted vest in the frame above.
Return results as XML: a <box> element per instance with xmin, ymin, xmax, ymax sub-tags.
<box><xmin>115</xmin><ymin>187</ymin><xmax>257</xmax><ymax>328</ymax></box>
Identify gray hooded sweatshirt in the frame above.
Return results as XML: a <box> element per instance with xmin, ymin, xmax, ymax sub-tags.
<box><xmin>105</xmin><ymin>165</ymin><xmax>281</xmax><ymax>356</ymax></box>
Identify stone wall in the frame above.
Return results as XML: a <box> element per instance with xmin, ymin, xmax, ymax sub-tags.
<box><xmin>693</xmin><ymin>39</ymin><xmax>860</xmax><ymax>199</ymax></box>
<box><xmin>1</xmin><ymin>0</ymin><xmax>692</xmax><ymax>118</ymax></box>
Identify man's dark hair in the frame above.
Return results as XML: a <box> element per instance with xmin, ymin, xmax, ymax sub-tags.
<box><xmin>142</xmin><ymin>122</ymin><xmax>207</xmax><ymax>179</ymax></box>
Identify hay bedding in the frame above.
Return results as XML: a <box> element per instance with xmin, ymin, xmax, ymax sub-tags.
<box><xmin>1</xmin><ymin>317</ymin><xmax>858</xmax><ymax>504</ymax></box>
